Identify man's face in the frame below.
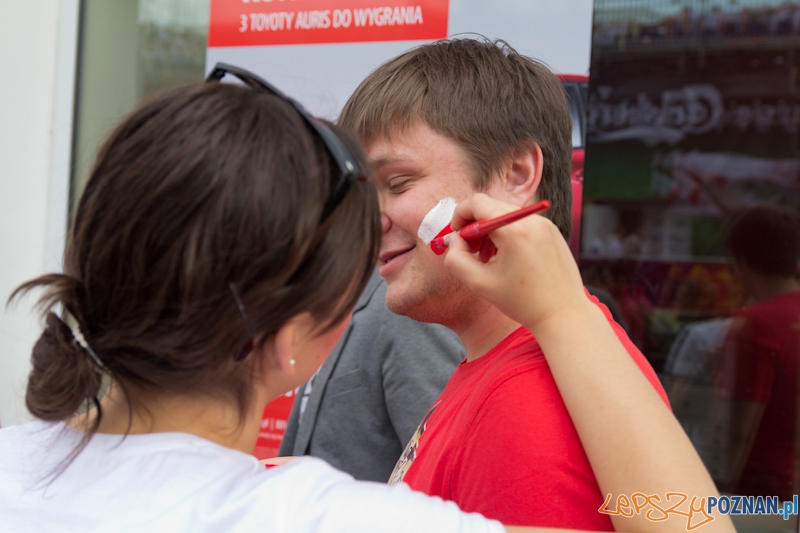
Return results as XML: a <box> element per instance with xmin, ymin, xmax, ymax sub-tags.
<box><xmin>368</xmin><ymin>121</ymin><xmax>488</xmax><ymax>327</ymax></box>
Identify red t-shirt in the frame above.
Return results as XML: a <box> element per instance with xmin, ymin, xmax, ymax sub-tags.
<box><xmin>389</xmin><ymin>294</ymin><xmax>669</xmax><ymax>529</ymax></box>
<box><xmin>719</xmin><ymin>291</ymin><xmax>800</xmax><ymax>501</ymax></box>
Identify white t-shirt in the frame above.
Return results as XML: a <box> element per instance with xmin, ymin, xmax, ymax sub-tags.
<box><xmin>0</xmin><ymin>421</ymin><xmax>503</xmax><ymax>533</ymax></box>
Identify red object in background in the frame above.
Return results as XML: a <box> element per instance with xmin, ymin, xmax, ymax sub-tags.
<box><xmin>253</xmin><ymin>389</ymin><xmax>296</xmax><ymax>460</ymax></box>
<box><xmin>570</xmin><ymin>149</ymin><xmax>584</xmax><ymax>257</ymax></box>
<box><xmin>208</xmin><ymin>0</ymin><xmax>449</xmax><ymax>48</ymax></box>
<box><xmin>557</xmin><ymin>74</ymin><xmax>588</xmax><ymax>259</ymax></box>
<box><xmin>556</xmin><ymin>73</ymin><xmax>589</xmax><ymax>84</ymax></box>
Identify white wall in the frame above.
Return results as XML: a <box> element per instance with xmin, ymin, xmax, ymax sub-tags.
<box><xmin>207</xmin><ymin>0</ymin><xmax>593</xmax><ymax>120</ymax></box>
<box><xmin>0</xmin><ymin>0</ymin><xmax>77</xmax><ymax>426</ymax></box>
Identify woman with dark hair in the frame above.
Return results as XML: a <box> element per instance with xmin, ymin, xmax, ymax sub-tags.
<box><xmin>0</xmin><ymin>67</ymin><xmax>732</xmax><ymax>533</ymax></box>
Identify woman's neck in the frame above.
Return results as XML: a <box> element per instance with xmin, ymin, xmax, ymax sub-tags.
<box><xmin>69</xmin><ymin>383</ymin><xmax>265</xmax><ymax>454</ymax></box>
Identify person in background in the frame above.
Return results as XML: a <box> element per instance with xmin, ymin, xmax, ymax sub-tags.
<box><xmin>279</xmin><ymin>268</ymin><xmax>463</xmax><ymax>483</ymax></box>
<box><xmin>717</xmin><ymin>204</ymin><xmax>800</xmax><ymax>501</ymax></box>
<box><xmin>663</xmin><ymin>315</ymin><xmax>735</xmax><ymax>485</ymax></box>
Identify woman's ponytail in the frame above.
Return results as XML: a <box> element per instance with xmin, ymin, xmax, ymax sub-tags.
<box><xmin>9</xmin><ymin>274</ymin><xmax>103</xmax><ymax>424</ymax></box>
<box><xmin>26</xmin><ymin>311</ymin><xmax>103</xmax><ymax>422</ymax></box>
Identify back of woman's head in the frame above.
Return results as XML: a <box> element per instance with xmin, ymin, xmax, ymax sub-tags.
<box><xmin>13</xmin><ymin>82</ymin><xmax>380</xmax><ymax>431</ymax></box>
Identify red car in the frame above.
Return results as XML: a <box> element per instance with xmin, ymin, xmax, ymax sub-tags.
<box><xmin>557</xmin><ymin>74</ymin><xmax>588</xmax><ymax>258</ymax></box>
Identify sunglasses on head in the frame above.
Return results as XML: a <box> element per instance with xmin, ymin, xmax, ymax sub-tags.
<box><xmin>205</xmin><ymin>62</ymin><xmax>368</xmax><ymax>223</ymax></box>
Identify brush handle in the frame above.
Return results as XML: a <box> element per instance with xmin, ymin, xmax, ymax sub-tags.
<box><xmin>429</xmin><ymin>200</ymin><xmax>550</xmax><ymax>255</ymax></box>
<box><xmin>459</xmin><ymin>200</ymin><xmax>550</xmax><ymax>240</ymax></box>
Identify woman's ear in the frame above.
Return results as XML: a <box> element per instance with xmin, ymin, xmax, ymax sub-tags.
<box><xmin>260</xmin><ymin>314</ymin><xmax>311</xmax><ymax>376</ymax></box>
<box><xmin>488</xmin><ymin>142</ymin><xmax>544</xmax><ymax>207</ymax></box>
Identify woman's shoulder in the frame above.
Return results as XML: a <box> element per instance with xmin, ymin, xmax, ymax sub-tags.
<box><xmin>0</xmin><ymin>429</ymin><xmax>500</xmax><ymax>533</ymax></box>
<box><xmin>0</xmin><ymin>419</ymin><xmax>65</xmax><ymax>459</ymax></box>
<box><xmin>0</xmin><ymin>418</ymin><xmax>61</xmax><ymax>436</ymax></box>
<box><xmin>0</xmin><ymin>426</ymin><xmax>351</xmax><ymax>531</ymax></box>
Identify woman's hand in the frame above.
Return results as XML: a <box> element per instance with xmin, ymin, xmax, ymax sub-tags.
<box><xmin>443</xmin><ymin>194</ymin><xmax>589</xmax><ymax>333</ymax></box>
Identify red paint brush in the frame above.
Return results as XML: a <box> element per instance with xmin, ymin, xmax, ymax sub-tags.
<box><xmin>430</xmin><ymin>200</ymin><xmax>550</xmax><ymax>255</ymax></box>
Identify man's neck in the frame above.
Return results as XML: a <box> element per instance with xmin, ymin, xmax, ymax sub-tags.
<box><xmin>450</xmin><ymin>303</ymin><xmax>522</xmax><ymax>362</ymax></box>
<box><xmin>747</xmin><ymin>276</ymin><xmax>800</xmax><ymax>304</ymax></box>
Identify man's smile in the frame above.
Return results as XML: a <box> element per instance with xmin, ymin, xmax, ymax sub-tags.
<box><xmin>378</xmin><ymin>245</ymin><xmax>416</xmax><ymax>277</ymax></box>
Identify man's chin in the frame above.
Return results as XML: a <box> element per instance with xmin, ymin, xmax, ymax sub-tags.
<box><xmin>384</xmin><ymin>282</ymin><xmax>461</xmax><ymax>326</ymax></box>
<box><xmin>385</xmin><ymin>286</ymin><xmax>439</xmax><ymax>324</ymax></box>
<box><xmin>385</xmin><ymin>291</ymin><xmax>425</xmax><ymax>321</ymax></box>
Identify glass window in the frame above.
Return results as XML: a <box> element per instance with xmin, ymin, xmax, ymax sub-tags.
<box><xmin>71</xmin><ymin>0</ymin><xmax>209</xmax><ymax>210</ymax></box>
<box><xmin>585</xmin><ymin>1</ymin><xmax>800</xmax><ymax>531</ymax></box>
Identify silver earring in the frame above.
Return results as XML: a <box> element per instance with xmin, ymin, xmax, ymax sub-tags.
<box><xmin>290</xmin><ymin>359</ymin><xmax>296</xmax><ymax>366</ymax></box>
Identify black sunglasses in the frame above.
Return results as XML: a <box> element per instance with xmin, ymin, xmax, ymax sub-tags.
<box><xmin>205</xmin><ymin>62</ymin><xmax>368</xmax><ymax>222</ymax></box>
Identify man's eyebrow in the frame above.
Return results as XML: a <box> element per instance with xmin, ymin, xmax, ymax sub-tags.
<box><xmin>370</xmin><ymin>155</ymin><xmax>407</xmax><ymax>171</ymax></box>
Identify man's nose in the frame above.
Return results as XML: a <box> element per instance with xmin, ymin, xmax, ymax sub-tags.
<box><xmin>381</xmin><ymin>213</ymin><xmax>391</xmax><ymax>234</ymax></box>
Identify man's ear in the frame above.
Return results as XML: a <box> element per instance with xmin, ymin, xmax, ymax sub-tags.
<box><xmin>489</xmin><ymin>142</ymin><xmax>543</xmax><ymax>207</ymax></box>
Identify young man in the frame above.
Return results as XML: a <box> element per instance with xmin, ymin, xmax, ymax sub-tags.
<box><xmin>339</xmin><ymin>38</ymin><xmax>669</xmax><ymax>529</ymax></box>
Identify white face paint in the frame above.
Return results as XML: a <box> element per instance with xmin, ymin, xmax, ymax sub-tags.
<box><xmin>417</xmin><ymin>197</ymin><xmax>457</xmax><ymax>244</ymax></box>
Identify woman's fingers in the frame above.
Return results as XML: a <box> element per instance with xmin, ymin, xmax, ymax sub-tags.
<box><xmin>449</xmin><ymin>193</ymin><xmax>516</xmax><ymax>231</ymax></box>
<box><xmin>444</xmin><ymin>194</ymin><xmax>588</xmax><ymax>332</ymax></box>
<box><xmin>478</xmin><ymin>237</ymin><xmax>497</xmax><ymax>263</ymax></box>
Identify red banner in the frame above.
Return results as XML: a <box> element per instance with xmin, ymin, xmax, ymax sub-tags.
<box><xmin>253</xmin><ymin>389</ymin><xmax>296</xmax><ymax>460</ymax></box>
<box><xmin>208</xmin><ymin>0</ymin><xmax>449</xmax><ymax>47</ymax></box>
